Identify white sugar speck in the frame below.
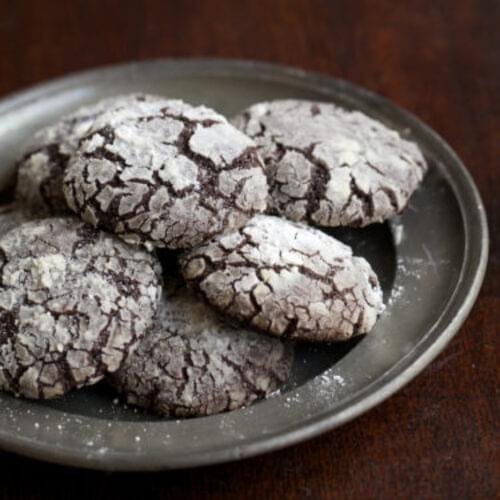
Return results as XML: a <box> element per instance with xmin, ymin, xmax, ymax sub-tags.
<box><xmin>319</xmin><ymin>373</ymin><xmax>345</xmax><ymax>386</ymax></box>
<box><xmin>392</xmin><ymin>224</ymin><xmax>404</xmax><ymax>245</ymax></box>
<box><xmin>388</xmin><ymin>284</ymin><xmax>405</xmax><ymax>306</ymax></box>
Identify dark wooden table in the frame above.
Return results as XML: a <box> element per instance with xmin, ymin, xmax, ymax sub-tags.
<box><xmin>0</xmin><ymin>1</ymin><xmax>497</xmax><ymax>498</ymax></box>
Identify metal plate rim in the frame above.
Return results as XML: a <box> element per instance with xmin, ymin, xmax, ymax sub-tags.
<box><xmin>0</xmin><ymin>58</ymin><xmax>489</xmax><ymax>471</ymax></box>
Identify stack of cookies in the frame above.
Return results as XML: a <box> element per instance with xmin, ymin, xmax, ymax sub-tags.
<box><xmin>0</xmin><ymin>94</ymin><xmax>426</xmax><ymax>417</ymax></box>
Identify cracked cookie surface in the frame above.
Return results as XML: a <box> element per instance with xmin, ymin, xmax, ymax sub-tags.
<box><xmin>0</xmin><ymin>217</ymin><xmax>162</xmax><ymax>399</ymax></box>
<box><xmin>110</xmin><ymin>279</ymin><xmax>293</xmax><ymax>417</ymax></box>
<box><xmin>63</xmin><ymin>99</ymin><xmax>268</xmax><ymax>250</ymax></box>
<box><xmin>233</xmin><ymin>100</ymin><xmax>427</xmax><ymax>227</ymax></box>
<box><xmin>15</xmin><ymin>94</ymin><xmax>164</xmax><ymax>214</ymax></box>
<box><xmin>180</xmin><ymin>215</ymin><xmax>384</xmax><ymax>341</ymax></box>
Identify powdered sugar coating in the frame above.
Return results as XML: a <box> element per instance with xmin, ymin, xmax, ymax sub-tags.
<box><xmin>110</xmin><ymin>280</ymin><xmax>293</xmax><ymax>417</ymax></box>
<box><xmin>63</xmin><ymin>99</ymin><xmax>268</xmax><ymax>250</ymax></box>
<box><xmin>0</xmin><ymin>217</ymin><xmax>162</xmax><ymax>399</ymax></box>
<box><xmin>0</xmin><ymin>203</ymin><xmax>38</xmax><ymax>236</ymax></box>
<box><xmin>15</xmin><ymin>94</ymin><xmax>165</xmax><ymax>214</ymax></box>
<box><xmin>233</xmin><ymin>100</ymin><xmax>427</xmax><ymax>227</ymax></box>
<box><xmin>180</xmin><ymin>215</ymin><xmax>384</xmax><ymax>341</ymax></box>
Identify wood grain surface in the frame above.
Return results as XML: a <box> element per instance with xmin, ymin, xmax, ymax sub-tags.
<box><xmin>0</xmin><ymin>1</ymin><xmax>497</xmax><ymax>498</ymax></box>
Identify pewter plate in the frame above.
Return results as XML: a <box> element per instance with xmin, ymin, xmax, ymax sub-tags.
<box><xmin>0</xmin><ymin>59</ymin><xmax>488</xmax><ymax>471</ymax></box>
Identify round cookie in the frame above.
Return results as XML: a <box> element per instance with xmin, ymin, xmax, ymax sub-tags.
<box><xmin>0</xmin><ymin>217</ymin><xmax>162</xmax><ymax>399</ymax></box>
<box><xmin>15</xmin><ymin>94</ymin><xmax>164</xmax><ymax>214</ymax></box>
<box><xmin>110</xmin><ymin>280</ymin><xmax>293</xmax><ymax>417</ymax></box>
<box><xmin>233</xmin><ymin>100</ymin><xmax>427</xmax><ymax>227</ymax></box>
<box><xmin>63</xmin><ymin>99</ymin><xmax>268</xmax><ymax>250</ymax></box>
<box><xmin>180</xmin><ymin>215</ymin><xmax>384</xmax><ymax>342</ymax></box>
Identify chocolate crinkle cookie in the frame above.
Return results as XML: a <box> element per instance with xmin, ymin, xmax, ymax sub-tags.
<box><xmin>232</xmin><ymin>100</ymin><xmax>427</xmax><ymax>227</ymax></box>
<box><xmin>15</xmin><ymin>94</ymin><xmax>163</xmax><ymax>214</ymax></box>
<box><xmin>110</xmin><ymin>279</ymin><xmax>293</xmax><ymax>417</ymax></box>
<box><xmin>63</xmin><ymin>99</ymin><xmax>268</xmax><ymax>250</ymax></box>
<box><xmin>0</xmin><ymin>217</ymin><xmax>162</xmax><ymax>399</ymax></box>
<box><xmin>180</xmin><ymin>215</ymin><xmax>384</xmax><ymax>342</ymax></box>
